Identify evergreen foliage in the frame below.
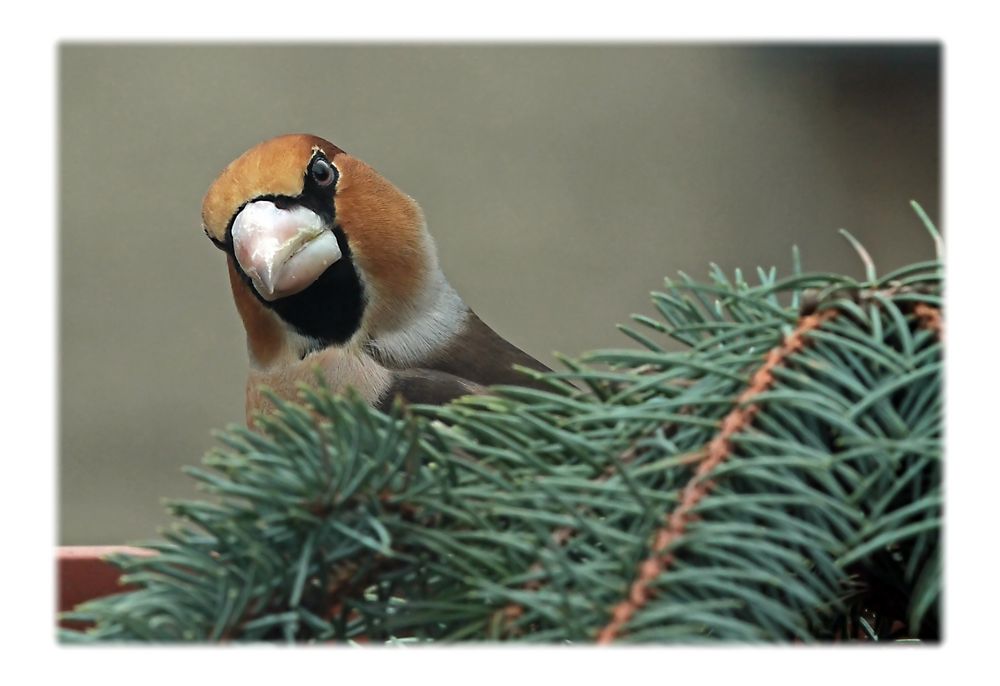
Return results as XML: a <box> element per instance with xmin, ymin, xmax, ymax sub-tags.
<box><xmin>61</xmin><ymin>207</ymin><xmax>942</xmax><ymax>643</ymax></box>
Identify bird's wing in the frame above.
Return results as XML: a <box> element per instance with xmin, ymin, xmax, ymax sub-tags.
<box><xmin>376</xmin><ymin>368</ymin><xmax>488</xmax><ymax>411</ymax></box>
<box><xmin>413</xmin><ymin>311</ymin><xmax>554</xmax><ymax>391</ymax></box>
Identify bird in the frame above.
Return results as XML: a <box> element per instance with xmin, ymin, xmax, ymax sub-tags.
<box><xmin>201</xmin><ymin>133</ymin><xmax>552</xmax><ymax>422</ymax></box>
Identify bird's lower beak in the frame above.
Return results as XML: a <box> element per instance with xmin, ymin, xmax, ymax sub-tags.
<box><xmin>231</xmin><ymin>200</ymin><xmax>342</xmax><ymax>301</ymax></box>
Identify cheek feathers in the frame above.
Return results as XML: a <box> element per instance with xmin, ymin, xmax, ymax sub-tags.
<box><xmin>226</xmin><ymin>256</ymin><xmax>287</xmax><ymax>366</ymax></box>
<box><xmin>334</xmin><ymin>155</ymin><xmax>430</xmax><ymax>311</ymax></box>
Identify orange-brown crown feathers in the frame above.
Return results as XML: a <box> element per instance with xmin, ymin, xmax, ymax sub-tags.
<box><xmin>201</xmin><ymin>133</ymin><xmax>344</xmax><ymax>243</ymax></box>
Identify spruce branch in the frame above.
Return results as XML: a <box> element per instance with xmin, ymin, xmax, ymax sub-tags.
<box><xmin>596</xmin><ymin>309</ymin><xmax>839</xmax><ymax>644</ymax></box>
<box><xmin>61</xmin><ymin>210</ymin><xmax>942</xmax><ymax>644</ymax></box>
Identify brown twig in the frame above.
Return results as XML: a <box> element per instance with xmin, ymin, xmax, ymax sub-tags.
<box><xmin>913</xmin><ymin>302</ymin><xmax>943</xmax><ymax>341</ymax></box>
<box><xmin>595</xmin><ymin>309</ymin><xmax>838</xmax><ymax>644</ymax></box>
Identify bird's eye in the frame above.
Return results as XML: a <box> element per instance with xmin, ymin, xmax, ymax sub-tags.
<box><xmin>309</xmin><ymin>157</ymin><xmax>337</xmax><ymax>187</ymax></box>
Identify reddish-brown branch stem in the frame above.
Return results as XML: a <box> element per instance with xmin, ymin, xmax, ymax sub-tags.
<box><xmin>595</xmin><ymin>309</ymin><xmax>837</xmax><ymax>644</ymax></box>
<box><xmin>914</xmin><ymin>302</ymin><xmax>943</xmax><ymax>341</ymax></box>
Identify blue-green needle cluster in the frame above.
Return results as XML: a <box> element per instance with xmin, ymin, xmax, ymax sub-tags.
<box><xmin>61</xmin><ymin>206</ymin><xmax>941</xmax><ymax>643</ymax></box>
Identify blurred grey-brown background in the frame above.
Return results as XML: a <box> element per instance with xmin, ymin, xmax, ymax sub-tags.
<box><xmin>59</xmin><ymin>44</ymin><xmax>940</xmax><ymax>544</ymax></box>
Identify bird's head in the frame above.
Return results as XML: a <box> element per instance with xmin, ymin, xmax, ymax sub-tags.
<box><xmin>202</xmin><ymin>134</ymin><xmax>438</xmax><ymax>358</ymax></box>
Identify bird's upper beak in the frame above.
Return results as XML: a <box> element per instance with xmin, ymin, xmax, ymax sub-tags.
<box><xmin>231</xmin><ymin>200</ymin><xmax>342</xmax><ymax>301</ymax></box>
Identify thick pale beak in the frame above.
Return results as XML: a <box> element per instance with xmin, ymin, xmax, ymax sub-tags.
<box><xmin>231</xmin><ymin>200</ymin><xmax>342</xmax><ymax>301</ymax></box>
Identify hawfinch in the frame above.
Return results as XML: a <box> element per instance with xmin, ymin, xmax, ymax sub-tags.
<box><xmin>201</xmin><ymin>134</ymin><xmax>552</xmax><ymax>421</ymax></box>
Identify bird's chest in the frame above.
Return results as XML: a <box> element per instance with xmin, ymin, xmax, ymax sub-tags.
<box><xmin>243</xmin><ymin>348</ymin><xmax>390</xmax><ymax>426</ymax></box>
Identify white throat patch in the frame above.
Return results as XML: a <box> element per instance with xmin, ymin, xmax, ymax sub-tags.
<box><xmin>368</xmin><ymin>270</ymin><xmax>468</xmax><ymax>368</ymax></box>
